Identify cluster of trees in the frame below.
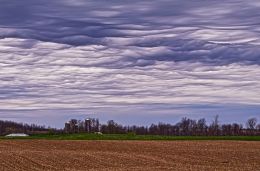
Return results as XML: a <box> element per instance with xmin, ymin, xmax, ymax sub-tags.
<box><xmin>0</xmin><ymin>120</ymin><xmax>49</xmax><ymax>135</ymax></box>
<box><xmin>65</xmin><ymin>116</ymin><xmax>260</xmax><ymax>136</ymax></box>
<box><xmin>64</xmin><ymin>118</ymin><xmax>99</xmax><ymax>133</ymax></box>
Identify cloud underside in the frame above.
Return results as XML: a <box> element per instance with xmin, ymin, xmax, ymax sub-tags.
<box><xmin>0</xmin><ymin>0</ymin><xmax>260</xmax><ymax>112</ymax></box>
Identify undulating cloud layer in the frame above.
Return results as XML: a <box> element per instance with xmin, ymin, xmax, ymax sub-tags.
<box><xmin>0</xmin><ymin>0</ymin><xmax>260</xmax><ymax>126</ymax></box>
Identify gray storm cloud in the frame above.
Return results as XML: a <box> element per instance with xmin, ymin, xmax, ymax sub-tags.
<box><xmin>0</xmin><ymin>0</ymin><xmax>260</xmax><ymax>123</ymax></box>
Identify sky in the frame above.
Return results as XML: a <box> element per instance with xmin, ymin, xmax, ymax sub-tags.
<box><xmin>0</xmin><ymin>0</ymin><xmax>260</xmax><ymax>128</ymax></box>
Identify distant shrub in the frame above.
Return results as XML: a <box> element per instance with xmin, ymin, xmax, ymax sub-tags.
<box><xmin>127</xmin><ymin>132</ymin><xmax>136</xmax><ymax>136</ymax></box>
<box><xmin>48</xmin><ymin>129</ymin><xmax>55</xmax><ymax>135</ymax></box>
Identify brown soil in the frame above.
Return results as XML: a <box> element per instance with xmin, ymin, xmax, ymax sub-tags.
<box><xmin>0</xmin><ymin>140</ymin><xmax>259</xmax><ymax>171</ymax></box>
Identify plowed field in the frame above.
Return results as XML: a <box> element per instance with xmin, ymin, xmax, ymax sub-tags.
<box><xmin>0</xmin><ymin>140</ymin><xmax>259</xmax><ymax>171</ymax></box>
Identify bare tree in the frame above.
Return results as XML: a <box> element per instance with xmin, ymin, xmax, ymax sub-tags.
<box><xmin>246</xmin><ymin>118</ymin><xmax>257</xmax><ymax>135</ymax></box>
<box><xmin>197</xmin><ymin>118</ymin><xmax>207</xmax><ymax>135</ymax></box>
<box><xmin>246</xmin><ymin>118</ymin><xmax>257</xmax><ymax>130</ymax></box>
<box><xmin>209</xmin><ymin>115</ymin><xmax>220</xmax><ymax>136</ymax></box>
<box><xmin>257</xmin><ymin>124</ymin><xmax>260</xmax><ymax>131</ymax></box>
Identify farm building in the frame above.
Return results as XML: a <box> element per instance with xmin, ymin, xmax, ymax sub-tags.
<box><xmin>5</xmin><ymin>133</ymin><xmax>29</xmax><ymax>137</ymax></box>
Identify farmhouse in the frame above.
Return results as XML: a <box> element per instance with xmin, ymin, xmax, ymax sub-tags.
<box><xmin>5</xmin><ymin>133</ymin><xmax>29</xmax><ymax>137</ymax></box>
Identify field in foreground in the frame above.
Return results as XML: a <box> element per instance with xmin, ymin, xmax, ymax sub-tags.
<box><xmin>0</xmin><ymin>140</ymin><xmax>259</xmax><ymax>171</ymax></box>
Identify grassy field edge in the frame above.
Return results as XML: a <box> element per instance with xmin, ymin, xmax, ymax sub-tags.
<box><xmin>1</xmin><ymin>133</ymin><xmax>260</xmax><ymax>141</ymax></box>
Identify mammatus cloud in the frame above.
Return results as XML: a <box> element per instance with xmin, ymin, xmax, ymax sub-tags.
<box><xmin>0</xmin><ymin>0</ymin><xmax>259</xmax><ymax>125</ymax></box>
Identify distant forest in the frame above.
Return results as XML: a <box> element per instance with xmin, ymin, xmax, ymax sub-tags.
<box><xmin>0</xmin><ymin>116</ymin><xmax>259</xmax><ymax>136</ymax></box>
<box><xmin>64</xmin><ymin>116</ymin><xmax>260</xmax><ymax>136</ymax></box>
<box><xmin>0</xmin><ymin>120</ymin><xmax>49</xmax><ymax>135</ymax></box>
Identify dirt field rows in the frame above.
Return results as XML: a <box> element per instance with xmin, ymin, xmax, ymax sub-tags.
<box><xmin>0</xmin><ymin>140</ymin><xmax>259</xmax><ymax>171</ymax></box>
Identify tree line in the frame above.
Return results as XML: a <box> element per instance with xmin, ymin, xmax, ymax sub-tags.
<box><xmin>64</xmin><ymin>116</ymin><xmax>260</xmax><ymax>136</ymax></box>
<box><xmin>0</xmin><ymin>116</ymin><xmax>259</xmax><ymax>136</ymax></box>
<box><xmin>0</xmin><ymin>120</ymin><xmax>51</xmax><ymax>135</ymax></box>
